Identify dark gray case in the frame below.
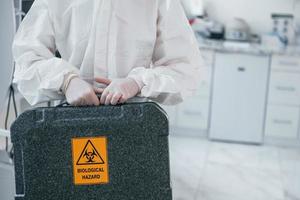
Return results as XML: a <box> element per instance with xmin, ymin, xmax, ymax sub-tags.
<box><xmin>11</xmin><ymin>102</ymin><xmax>172</xmax><ymax>200</ymax></box>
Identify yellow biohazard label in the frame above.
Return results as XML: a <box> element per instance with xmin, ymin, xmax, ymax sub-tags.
<box><xmin>72</xmin><ymin>137</ymin><xmax>109</xmax><ymax>185</ymax></box>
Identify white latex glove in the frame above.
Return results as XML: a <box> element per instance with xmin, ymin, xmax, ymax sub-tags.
<box><xmin>65</xmin><ymin>77</ymin><xmax>100</xmax><ymax>106</ymax></box>
<box><xmin>95</xmin><ymin>77</ymin><xmax>141</xmax><ymax>105</ymax></box>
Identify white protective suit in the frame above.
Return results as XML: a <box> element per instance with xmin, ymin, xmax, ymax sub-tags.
<box><xmin>13</xmin><ymin>0</ymin><xmax>203</xmax><ymax>105</ymax></box>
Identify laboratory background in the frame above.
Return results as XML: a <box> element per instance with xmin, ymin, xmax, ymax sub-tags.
<box><xmin>1</xmin><ymin>0</ymin><xmax>300</xmax><ymax>200</ymax></box>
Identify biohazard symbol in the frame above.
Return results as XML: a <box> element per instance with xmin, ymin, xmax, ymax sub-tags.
<box><xmin>76</xmin><ymin>140</ymin><xmax>105</xmax><ymax>165</ymax></box>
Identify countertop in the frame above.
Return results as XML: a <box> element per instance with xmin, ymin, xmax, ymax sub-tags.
<box><xmin>197</xmin><ymin>37</ymin><xmax>300</xmax><ymax>56</ymax></box>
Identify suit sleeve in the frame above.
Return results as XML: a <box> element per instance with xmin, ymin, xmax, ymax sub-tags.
<box><xmin>128</xmin><ymin>0</ymin><xmax>203</xmax><ymax>105</ymax></box>
<box><xmin>12</xmin><ymin>0</ymin><xmax>79</xmax><ymax>105</ymax></box>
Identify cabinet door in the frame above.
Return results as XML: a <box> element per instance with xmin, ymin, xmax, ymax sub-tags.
<box><xmin>177</xmin><ymin>98</ymin><xmax>210</xmax><ymax>130</ymax></box>
<box><xmin>272</xmin><ymin>55</ymin><xmax>300</xmax><ymax>72</ymax></box>
<box><xmin>198</xmin><ymin>49</ymin><xmax>214</xmax><ymax>98</ymax></box>
<box><xmin>265</xmin><ymin>105</ymin><xmax>300</xmax><ymax>139</ymax></box>
<box><xmin>197</xmin><ymin>66</ymin><xmax>212</xmax><ymax>98</ymax></box>
<box><xmin>210</xmin><ymin>53</ymin><xmax>269</xmax><ymax>143</ymax></box>
<box><xmin>268</xmin><ymin>72</ymin><xmax>300</xmax><ymax>106</ymax></box>
<box><xmin>173</xmin><ymin>49</ymin><xmax>213</xmax><ymax>132</ymax></box>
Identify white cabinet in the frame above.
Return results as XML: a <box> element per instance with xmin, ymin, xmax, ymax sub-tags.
<box><xmin>175</xmin><ymin>50</ymin><xmax>214</xmax><ymax>131</ymax></box>
<box><xmin>198</xmin><ymin>49</ymin><xmax>214</xmax><ymax>98</ymax></box>
<box><xmin>197</xmin><ymin>66</ymin><xmax>212</xmax><ymax>98</ymax></box>
<box><xmin>164</xmin><ymin>48</ymin><xmax>300</xmax><ymax>142</ymax></box>
<box><xmin>165</xmin><ymin>49</ymin><xmax>214</xmax><ymax>134</ymax></box>
<box><xmin>271</xmin><ymin>55</ymin><xmax>300</xmax><ymax>72</ymax></box>
<box><xmin>268</xmin><ymin>72</ymin><xmax>300</xmax><ymax>106</ymax></box>
<box><xmin>210</xmin><ymin>53</ymin><xmax>270</xmax><ymax>143</ymax></box>
<box><xmin>265</xmin><ymin>105</ymin><xmax>300</xmax><ymax>139</ymax></box>
<box><xmin>265</xmin><ymin>55</ymin><xmax>300</xmax><ymax>140</ymax></box>
<box><xmin>177</xmin><ymin>98</ymin><xmax>210</xmax><ymax>130</ymax></box>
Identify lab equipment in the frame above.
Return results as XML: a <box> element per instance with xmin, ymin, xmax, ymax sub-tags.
<box><xmin>181</xmin><ymin>0</ymin><xmax>204</xmax><ymax>18</ymax></box>
<box><xmin>209</xmin><ymin>22</ymin><xmax>225</xmax><ymax>40</ymax></box>
<box><xmin>271</xmin><ymin>14</ymin><xmax>295</xmax><ymax>45</ymax></box>
<box><xmin>0</xmin><ymin>0</ymin><xmax>15</xmax><ymax>111</ymax></box>
<box><xmin>192</xmin><ymin>18</ymin><xmax>225</xmax><ymax>40</ymax></box>
<box><xmin>261</xmin><ymin>34</ymin><xmax>285</xmax><ymax>49</ymax></box>
<box><xmin>14</xmin><ymin>0</ymin><xmax>23</xmax><ymax>29</ymax></box>
<box><xmin>0</xmin><ymin>130</ymin><xmax>11</xmax><ymax>138</ymax></box>
<box><xmin>210</xmin><ymin>53</ymin><xmax>269</xmax><ymax>144</ymax></box>
<box><xmin>0</xmin><ymin>0</ymin><xmax>16</xmax><ymax>148</ymax></box>
<box><xmin>21</xmin><ymin>0</ymin><xmax>34</xmax><ymax>13</ymax></box>
<box><xmin>12</xmin><ymin>0</ymin><xmax>202</xmax><ymax>106</ymax></box>
<box><xmin>11</xmin><ymin>102</ymin><xmax>172</xmax><ymax>200</ymax></box>
<box><xmin>294</xmin><ymin>18</ymin><xmax>300</xmax><ymax>45</ymax></box>
<box><xmin>225</xmin><ymin>18</ymin><xmax>251</xmax><ymax>42</ymax></box>
<box><xmin>294</xmin><ymin>1</ymin><xmax>300</xmax><ymax>45</ymax></box>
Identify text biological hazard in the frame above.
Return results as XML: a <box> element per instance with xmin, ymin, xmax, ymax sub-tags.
<box><xmin>72</xmin><ymin>137</ymin><xmax>109</xmax><ymax>185</ymax></box>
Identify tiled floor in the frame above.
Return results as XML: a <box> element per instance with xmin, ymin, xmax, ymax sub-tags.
<box><xmin>1</xmin><ymin>136</ymin><xmax>300</xmax><ymax>200</ymax></box>
<box><xmin>169</xmin><ymin>135</ymin><xmax>300</xmax><ymax>200</ymax></box>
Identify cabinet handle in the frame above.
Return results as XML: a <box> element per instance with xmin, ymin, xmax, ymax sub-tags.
<box><xmin>184</xmin><ymin>110</ymin><xmax>203</xmax><ymax>116</ymax></box>
<box><xmin>275</xmin><ymin>86</ymin><xmax>296</xmax><ymax>92</ymax></box>
<box><xmin>279</xmin><ymin>61</ymin><xmax>299</xmax><ymax>67</ymax></box>
<box><xmin>273</xmin><ymin>119</ymin><xmax>292</xmax><ymax>125</ymax></box>
<box><xmin>238</xmin><ymin>67</ymin><xmax>246</xmax><ymax>72</ymax></box>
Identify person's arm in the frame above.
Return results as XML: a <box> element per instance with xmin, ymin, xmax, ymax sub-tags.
<box><xmin>12</xmin><ymin>0</ymin><xmax>80</xmax><ymax>105</ymax></box>
<box><xmin>127</xmin><ymin>0</ymin><xmax>203</xmax><ymax>105</ymax></box>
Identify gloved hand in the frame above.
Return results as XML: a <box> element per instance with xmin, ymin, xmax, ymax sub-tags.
<box><xmin>65</xmin><ymin>77</ymin><xmax>100</xmax><ymax>106</ymax></box>
<box><xmin>95</xmin><ymin>77</ymin><xmax>141</xmax><ymax>105</ymax></box>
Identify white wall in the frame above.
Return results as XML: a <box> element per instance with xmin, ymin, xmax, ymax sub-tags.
<box><xmin>203</xmin><ymin>0</ymin><xmax>299</xmax><ymax>34</ymax></box>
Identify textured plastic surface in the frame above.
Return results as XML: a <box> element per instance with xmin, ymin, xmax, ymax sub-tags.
<box><xmin>11</xmin><ymin>102</ymin><xmax>172</xmax><ymax>200</ymax></box>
